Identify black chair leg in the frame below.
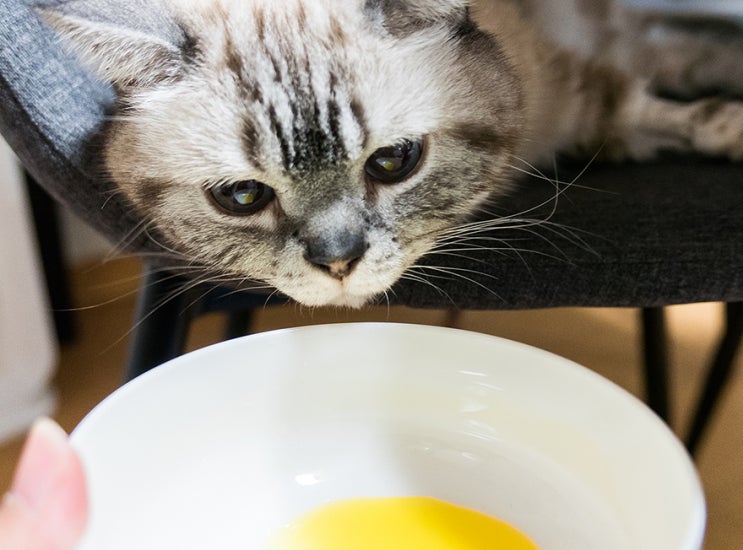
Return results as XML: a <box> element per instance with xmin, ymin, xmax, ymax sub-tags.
<box><xmin>685</xmin><ymin>302</ymin><xmax>743</xmax><ymax>456</ymax></box>
<box><xmin>125</xmin><ymin>267</ymin><xmax>206</xmax><ymax>381</ymax></box>
<box><xmin>25</xmin><ymin>172</ymin><xmax>76</xmax><ymax>344</ymax></box>
<box><xmin>640</xmin><ymin>307</ymin><xmax>672</xmax><ymax>424</ymax></box>
<box><xmin>224</xmin><ymin>310</ymin><xmax>254</xmax><ymax>340</ymax></box>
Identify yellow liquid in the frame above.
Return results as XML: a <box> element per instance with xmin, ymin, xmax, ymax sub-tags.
<box><xmin>268</xmin><ymin>496</ymin><xmax>539</xmax><ymax>550</ymax></box>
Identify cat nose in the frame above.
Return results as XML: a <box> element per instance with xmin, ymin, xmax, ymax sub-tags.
<box><xmin>303</xmin><ymin>233</ymin><xmax>369</xmax><ymax>280</ymax></box>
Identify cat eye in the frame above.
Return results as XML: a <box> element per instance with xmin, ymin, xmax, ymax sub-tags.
<box><xmin>209</xmin><ymin>179</ymin><xmax>275</xmax><ymax>215</ymax></box>
<box><xmin>365</xmin><ymin>138</ymin><xmax>424</xmax><ymax>184</ymax></box>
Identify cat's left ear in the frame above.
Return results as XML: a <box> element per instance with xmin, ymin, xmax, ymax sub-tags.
<box><xmin>38</xmin><ymin>1</ymin><xmax>191</xmax><ymax>91</ymax></box>
<box><xmin>365</xmin><ymin>0</ymin><xmax>473</xmax><ymax>36</ymax></box>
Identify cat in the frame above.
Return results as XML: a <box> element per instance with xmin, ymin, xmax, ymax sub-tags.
<box><xmin>41</xmin><ymin>0</ymin><xmax>743</xmax><ymax>307</ymax></box>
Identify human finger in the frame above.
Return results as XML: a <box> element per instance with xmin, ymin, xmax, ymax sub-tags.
<box><xmin>0</xmin><ymin>418</ymin><xmax>88</xmax><ymax>550</ymax></box>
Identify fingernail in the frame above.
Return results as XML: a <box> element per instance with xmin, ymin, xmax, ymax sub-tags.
<box><xmin>29</xmin><ymin>418</ymin><xmax>69</xmax><ymax>450</ymax></box>
<box><xmin>2</xmin><ymin>491</ymin><xmax>19</xmax><ymax>510</ymax></box>
<box><xmin>11</xmin><ymin>417</ymin><xmax>70</xmax><ymax>512</ymax></box>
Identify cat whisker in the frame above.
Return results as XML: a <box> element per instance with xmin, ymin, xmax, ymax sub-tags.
<box><xmin>506</xmin><ymin>163</ymin><xmax>613</xmax><ymax>196</ymax></box>
<box><xmin>507</xmin><ymin>163</ymin><xmax>574</xmax><ymax>189</ymax></box>
<box><xmin>98</xmin><ymin>184</ymin><xmax>134</xmax><ymax>211</ymax></box>
<box><xmin>96</xmin><ymin>275</ymin><xmax>213</xmax><ymax>355</ymax></box>
<box><xmin>184</xmin><ymin>273</ymin><xmax>276</xmax><ymax>313</ymax></box>
<box><xmin>385</xmin><ymin>284</ymin><xmax>399</xmax><ymax>301</ymax></box>
<box><xmin>448</xmin><ymin>150</ymin><xmax>599</xmax><ymax>242</ymax></box>
<box><xmin>509</xmin><ymin>145</ymin><xmax>604</xmax><ymax>191</ymax></box>
<box><xmin>262</xmin><ymin>288</ymin><xmax>283</xmax><ymax>310</ymax></box>
<box><xmin>98</xmin><ymin>270</ymin><xmax>273</xmax><ymax>355</ymax></box>
<box><xmin>428</xmin><ymin>244</ymin><xmax>572</xmax><ymax>265</ymax></box>
<box><xmin>398</xmin><ymin>272</ymin><xmax>456</xmax><ymax>306</ymax></box>
<box><xmin>55</xmin><ymin>265</ymin><xmax>215</xmax><ymax>313</ymax></box>
<box><xmin>380</xmin><ymin>289</ymin><xmax>392</xmax><ymax>319</ymax></box>
<box><xmin>436</xmin><ymin>202</ymin><xmax>575</xmax><ymax>236</ymax></box>
<box><xmin>204</xmin><ymin>278</ymin><xmax>277</xmax><ymax>304</ymax></box>
<box><xmin>436</xmin><ymin>218</ymin><xmax>551</xmax><ymax>236</ymax></box>
<box><xmin>429</xmin><ymin>230</ymin><xmax>539</xmax><ymax>276</ymax></box>
<box><xmin>413</xmin><ymin>264</ymin><xmax>501</xmax><ymax>282</ymax></box>
<box><xmin>492</xmin><ymin>217</ymin><xmax>600</xmax><ymax>257</ymax></box>
<box><xmin>97</xmin><ymin>218</ymin><xmax>152</xmax><ymax>263</ymax></box>
<box><xmin>181</xmin><ymin>283</ymin><xmax>222</xmax><ymax>314</ymax></box>
<box><xmin>55</xmin><ymin>286</ymin><xmax>143</xmax><ymax>313</ymax></box>
<box><xmin>407</xmin><ymin>264</ymin><xmax>504</xmax><ymax>302</ymax></box>
<box><xmin>424</xmin><ymin>246</ymin><xmax>530</xmax><ymax>277</ymax></box>
<box><xmin>142</xmin><ymin>226</ymin><xmax>192</xmax><ymax>261</ymax></box>
<box><xmin>436</xmin><ymin>214</ymin><xmax>600</xmax><ymax>258</ymax></box>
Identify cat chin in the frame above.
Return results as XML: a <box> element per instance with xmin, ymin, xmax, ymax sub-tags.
<box><xmin>319</xmin><ymin>293</ymin><xmax>376</xmax><ymax>309</ymax></box>
<box><xmin>276</xmin><ymin>277</ymin><xmax>385</xmax><ymax>309</ymax></box>
<box><xmin>283</xmin><ymin>287</ymin><xmax>378</xmax><ymax>309</ymax></box>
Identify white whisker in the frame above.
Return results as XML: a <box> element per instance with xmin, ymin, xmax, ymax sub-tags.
<box><xmin>399</xmin><ymin>272</ymin><xmax>456</xmax><ymax>305</ymax></box>
<box><xmin>408</xmin><ymin>265</ymin><xmax>503</xmax><ymax>302</ymax></box>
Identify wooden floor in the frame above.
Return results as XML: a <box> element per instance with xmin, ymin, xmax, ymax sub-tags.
<box><xmin>1</xmin><ymin>258</ymin><xmax>741</xmax><ymax>549</ymax></box>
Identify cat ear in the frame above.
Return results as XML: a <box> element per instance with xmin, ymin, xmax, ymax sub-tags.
<box><xmin>365</xmin><ymin>0</ymin><xmax>473</xmax><ymax>36</ymax></box>
<box><xmin>38</xmin><ymin>3</ymin><xmax>190</xmax><ymax>90</ymax></box>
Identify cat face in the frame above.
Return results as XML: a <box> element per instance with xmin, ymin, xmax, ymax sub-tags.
<box><xmin>46</xmin><ymin>0</ymin><xmax>524</xmax><ymax>306</ymax></box>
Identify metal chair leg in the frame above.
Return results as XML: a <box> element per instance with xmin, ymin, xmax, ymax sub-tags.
<box><xmin>641</xmin><ymin>307</ymin><xmax>672</xmax><ymax>424</ymax></box>
<box><xmin>685</xmin><ymin>302</ymin><xmax>743</xmax><ymax>456</ymax></box>
<box><xmin>125</xmin><ymin>266</ymin><xmax>205</xmax><ymax>381</ymax></box>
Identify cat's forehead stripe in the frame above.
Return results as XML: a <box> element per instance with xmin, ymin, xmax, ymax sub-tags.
<box><xmin>221</xmin><ymin>6</ymin><xmax>367</xmax><ymax>173</ymax></box>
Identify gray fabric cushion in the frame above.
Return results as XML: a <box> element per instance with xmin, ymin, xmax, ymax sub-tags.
<box><xmin>2</xmin><ymin>0</ymin><xmax>742</xmax><ymax>310</ymax></box>
<box><xmin>0</xmin><ymin>0</ymin><xmax>151</xmax><ymax>249</ymax></box>
<box><xmin>392</xmin><ymin>158</ymin><xmax>743</xmax><ymax>309</ymax></box>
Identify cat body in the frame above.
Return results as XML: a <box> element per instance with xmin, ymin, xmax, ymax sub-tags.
<box><xmin>43</xmin><ymin>0</ymin><xmax>743</xmax><ymax>306</ymax></box>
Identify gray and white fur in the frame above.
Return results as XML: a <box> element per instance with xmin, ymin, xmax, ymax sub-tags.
<box><xmin>42</xmin><ymin>0</ymin><xmax>743</xmax><ymax>306</ymax></box>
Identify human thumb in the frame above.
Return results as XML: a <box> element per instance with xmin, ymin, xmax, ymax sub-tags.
<box><xmin>0</xmin><ymin>418</ymin><xmax>88</xmax><ymax>550</ymax></box>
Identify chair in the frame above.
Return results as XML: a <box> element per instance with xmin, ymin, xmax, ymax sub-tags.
<box><xmin>2</xmin><ymin>0</ymin><xmax>742</xmax><ymax>456</ymax></box>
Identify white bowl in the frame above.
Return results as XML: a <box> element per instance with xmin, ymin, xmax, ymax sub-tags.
<box><xmin>71</xmin><ymin>323</ymin><xmax>705</xmax><ymax>550</ymax></box>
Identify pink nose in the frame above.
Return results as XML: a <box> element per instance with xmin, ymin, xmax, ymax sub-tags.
<box><xmin>303</xmin><ymin>234</ymin><xmax>368</xmax><ymax>280</ymax></box>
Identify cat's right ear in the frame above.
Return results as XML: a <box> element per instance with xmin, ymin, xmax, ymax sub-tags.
<box><xmin>37</xmin><ymin>2</ymin><xmax>190</xmax><ymax>90</ymax></box>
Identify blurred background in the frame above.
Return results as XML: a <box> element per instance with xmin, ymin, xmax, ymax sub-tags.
<box><xmin>1</xmin><ymin>133</ymin><xmax>741</xmax><ymax>550</ymax></box>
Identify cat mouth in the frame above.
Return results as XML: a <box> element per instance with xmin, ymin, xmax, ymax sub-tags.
<box><xmin>273</xmin><ymin>241</ymin><xmax>413</xmax><ymax>308</ymax></box>
<box><xmin>276</xmin><ymin>271</ymin><xmax>393</xmax><ymax>309</ymax></box>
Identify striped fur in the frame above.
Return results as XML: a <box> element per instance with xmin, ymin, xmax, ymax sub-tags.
<box><xmin>44</xmin><ymin>0</ymin><xmax>743</xmax><ymax>306</ymax></box>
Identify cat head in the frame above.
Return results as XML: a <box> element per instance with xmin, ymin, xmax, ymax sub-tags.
<box><xmin>42</xmin><ymin>0</ymin><xmax>524</xmax><ymax>307</ymax></box>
